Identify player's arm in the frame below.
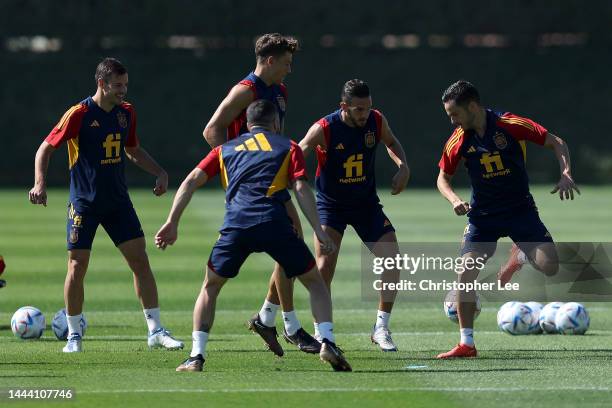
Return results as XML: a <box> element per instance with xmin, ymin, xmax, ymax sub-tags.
<box><xmin>298</xmin><ymin>123</ymin><xmax>326</xmax><ymax>158</ymax></box>
<box><xmin>203</xmin><ymin>84</ymin><xmax>254</xmax><ymax>147</ymax></box>
<box><xmin>155</xmin><ymin>168</ymin><xmax>209</xmax><ymax>250</ymax></box>
<box><xmin>544</xmin><ymin>132</ymin><xmax>580</xmax><ymax>200</ymax></box>
<box><xmin>437</xmin><ymin>168</ymin><xmax>470</xmax><ymax>216</ymax></box>
<box><xmin>155</xmin><ymin>147</ymin><xmax>220</xmax><ymax>249</ymax></box>
<box><xmin>125</xmin><ymin>145</ymin><xmax>168</xmax><ymax>196</ymax></box>
<box><xmin>379</xmin><ymin>114</ymin><xmax>410</xmax><ymax>195</ymax></box>
<box><xmin>28</xmin><ymin>141</ymin><xmax>57</xmax><ymax>206</ymax></box>
<box><xmin>292</xmin><ymin>178</ymin><xmax>335</xmax><ymax>255</ymax></box>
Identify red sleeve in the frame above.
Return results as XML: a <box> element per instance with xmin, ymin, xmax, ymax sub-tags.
<box><xmin>44</xmin><ymin>105</ymin><xmax>86</xmax><ymax>147</ymax></box>
<box><xmin>438</xmin><ymin>128</ymin><xmax>465</xmax><ymax>175</ymax></box>
<box><xmin>238</xmin><ymin>80</ymin><xmax>257</xmax><ymax>99</ymax></box>
<box><xmin>498</xmin><ymin>112</ymin><xmax>548</xmax><ymax>145</ymax></box>
<box><xmin>372</xmin><ymin>109</ymin><xmax>383</xmax><ymax>141</ymax></box>
<box><xmin>288</xmin><ymin>141</ymin><xmax>307</xmax><ymax>182</ymax></box>
<box><xmin>122</xmin><ymin>103</ymin><xmax>139</xmax><ymax>147</ymax></box>
<box><xmin>196</xmin><ymin>146</ymin><xmax>221</xmax><ymax>178</ymax></box>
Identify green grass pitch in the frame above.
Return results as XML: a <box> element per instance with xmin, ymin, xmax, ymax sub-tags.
<box><xmin>1</xmin><ymin>186</ymin><xmax>612</xmax><ymax>407</ymax></box>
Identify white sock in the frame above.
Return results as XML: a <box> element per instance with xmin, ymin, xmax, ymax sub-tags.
<box><xmin>374</xmin><ymin>310</ymin><xmax>391</xmax><ymax>330</ymax></box>
<box><xmin>313</xmin><ymin>322</ymin><xmax>320</xmax><ymax>339</ymax></box>
<box><xmin>318</xmin><ymin>322</ymin><xmax>335</xmax><ymax>343</ymax></box>
<box><xmin>517</xmin><ymin>250</ymin><xmax>528</xmax><ymax>264</ymax></box>
<box><xmin>67</xmin><ymin>314</ymin><xmax>83</xmax><ymax>336</ymax></box>
<box><xmin>258</xmin><ymin>300</ymin><xmax>279</xmax><ymax>327</ymax></box>
<box><xmin>143</xmin><ymin>307</ymin><xmax>162</xmax><ymax>334</ymax></box>
<box><xmin>460</xmin><ymin>328</ymin><xmax>474</xmax><ymax>346</ymax></box>
<box><xmin>190</xmin><ymin>331</ymin><xmax>209</xmax><ymax>358</ymax></box>
<box><xmin>282</xmin><ymin>311</ymin><xmax>301</xmax><ymax>336</ymax></box>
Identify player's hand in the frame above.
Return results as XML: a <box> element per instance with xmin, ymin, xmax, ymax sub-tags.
<box><xmin>155</xmin><ymin>221</ymin><xmax>177</xmax><ymax>250</ymax></box>
<box><xmin>28</xmin><ymin>184</ymin><xmax>47</xmax><ymax>207</ymax></box>
<box><xmin>551</xmin><ymin>172</ymin><xmax>580</xmax><ymax>201</ymax></box>
<box><xmin>391</xmin><ymin>165</ymin><xmax>410</xmax><ymax>195</ymax></box>
<box><xmin>316</xmin><ymin>230</ymin><xmax>337</xmax><ymax>255</ymax></box>
<box><xmin>153</xmin><ymin>171</ymin><xmax>168</xmax><ymax>196</ymax></box>
<box><xmin>452</xmin><ymin>199</ymin><xmax>470</xmax><ymax>216</ymax></box>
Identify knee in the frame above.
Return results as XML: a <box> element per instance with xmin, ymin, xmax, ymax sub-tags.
<box><xmin>203</xmin><ymin>278</ymin><xmax>223</xmax><ymax>297</ymax></box>
<box><xmin>67</xmin><ymin>259</ymin><xmax>87</xmax><ymax>280</ymax></box>
<box><xmin>536</xmin><ymin>261</ymin><xmax>559</xmax><ymax>277</ymax></box>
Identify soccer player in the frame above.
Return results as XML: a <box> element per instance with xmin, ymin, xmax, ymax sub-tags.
<box><xmin>203</xmin><ymin>33</ymin><xmax>319</xmax><ymax>355</ymax></box>
<box><xmin>436</xmin><ymin>80</ymin><xmax>579</xmax><ymax>358</ymax></box>
<box><xmin>299</xmin><ymin>79</ymin><xmax>410</xmax><ymax>352</ymax></box>
<box><xmin>28</xmin><ymin>58</ymin><xmax>183</xmax><ymax>353</ymax></box>
<box><xmin>156</xmin><ymin>100</ymin><xmax>352</xmax><ymax>372</ymax></box>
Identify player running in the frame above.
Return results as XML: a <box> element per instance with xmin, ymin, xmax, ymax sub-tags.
<box><xmin>28</xmin><ymin>58</ymin><xmax>183</xmax><ymax>353</ymax></box>
<box><xmin>156</xmin><ymin>100</ymin><xmax>352</xmax><ymax>372</ymax></box>
<box><xmin>299</xmin><ymin>79</ymin><xmax>410</xmax><ymax>352</ymax></box>
<box><xmin>436</xmin><ymin>80</ymin><xmax>579</xmax><ymax>358</ymax></box>
<box><xmin>203</xmin><ymin>33</ymin><xmax>319</xmax><ymax>355</ymax></box>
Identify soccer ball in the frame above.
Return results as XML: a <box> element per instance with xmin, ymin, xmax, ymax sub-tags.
<box><xmin>555</xmin><ymin>302</ymin><xmax>590</xmax><ymax>335</ymax></box>
<box><xmin>11</xmin><ymin>306</ymin><xmax>45</xmax><ymax>339</ymax></box>
<box><xmin>52</xmin><ymin>308</ymin><xmax>87</xmax><ymax>340</ymax></box>
<box><xmin>443</xmin><ymin>290</ymin><xmax>481</xmax><ymax>323</ymax></box>
<box><xmin>497</xmin><ymin>302</ymin><xmax>535</xmax><ymax>335</ymax></box>
<box><xmin>525</xmin><ymin>301</ymin><xmax>544</xmax><ymax>334</ymax></box>
<box><xmin>539</xmin><ymin>302</ymin><xmax>564</xmax><ymax>333</ymax></box>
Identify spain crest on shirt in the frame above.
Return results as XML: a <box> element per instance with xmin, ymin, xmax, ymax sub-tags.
<box><xmin>117</xmin><ymin>111</ymin><xmax>128</xmax><ymax>128</ymax></box>
<box><xmin>493</xmin><ymin>131</ymin><xmax>508</xmax><ymax>150</ymax></box>
<box><xmin>364</xmin><ymin>130</ymin><xmax>376</xmax><ymax>148</ymax></box>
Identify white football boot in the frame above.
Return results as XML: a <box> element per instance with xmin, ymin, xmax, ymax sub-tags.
<box><xmin>371</xmin><ymin>326</ymin><xmax>398</xmax><ymax>352</ymax></box>
<box><xmin>147</xmin><ymin>328</ymin><xmax>184</xmax><ymax>350</ymax></box>
<box><xmin>62</xmin><ymin>333</ymin><xmax>82</xmax><ymax>353</ymax></box>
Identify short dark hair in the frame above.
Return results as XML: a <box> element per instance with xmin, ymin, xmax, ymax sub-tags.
<box><xmin>95</xmin><ymin>57</ymin><xmax>127</xmax><ymax>84</ymax></box>
<box><xmin>441</xmin><ymin>80</ymin><xmax>480</xmax><ymax>106</ymax></box>
<box><xmin>341</xmin><ymin>79</ymin><xmax>370</xmax><ymax>103</ymax></box>
<box><xmin>246</xmin><ymin>100</ymin><xmax>278</xmax><ymax>127</ymax></box>
<box><xmin>255</xmin><ymin>33</ymin><xmax>299</xmax><ymax>61</ymax></box>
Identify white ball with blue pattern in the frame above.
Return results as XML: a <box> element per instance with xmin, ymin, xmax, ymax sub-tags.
<box><xmin>11</xmin><ymin>306</ymin><xmax>45</xmax><ymax>339</ymax></box>
<box><xmin>555</xmin><ymin>302</ymin><xmax>589</xmax><ymax>335</ymax></box>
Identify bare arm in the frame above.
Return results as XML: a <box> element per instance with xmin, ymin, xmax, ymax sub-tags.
<box><xmin>544</xmin><ymin>132</ymin><xmax>580</xmax><ymax>200</ymax></box>
<box><xmin>437</xmin><ymin>168</ymin><xmax>470</xmax><ymax>216</ymax></box>
<box><xmin>125</xmin><ymin>145</ymin><xmax>168</xmax><ymax>196</ymax></box>
<box><xmin>379</xmin><ymin>114</ymin><xmax>410</xmax><ymax>195</ymax></box>
<box><xmin>292</xmin><ymin>178</ymin><xmax>336</xmax><ymax>255</ymax></box>
<box><xmin>155</xmin><ymin>168</ymin><xmax>209</xmax><ymax>249</ymax></box>
<box><xmin>298</xmin><ymin>123</ymin><xmax>326</xmax><ymax>158</ymax></box>
<box><xmin>28</xmin><ymin>141</ymin><xmax>56</xmax><ymax>206</ymax></box>
<box><xmin>203</xmin><ymin>84</ymin><xmax>254</xmax><ymax>148</ymax></box>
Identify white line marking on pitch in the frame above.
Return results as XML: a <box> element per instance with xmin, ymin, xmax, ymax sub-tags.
<box><xmin>78</xmin><ymin>386</ymin><xmax>612</xmax><ymax>394</ymax></box>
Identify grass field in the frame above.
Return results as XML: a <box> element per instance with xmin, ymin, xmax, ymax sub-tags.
<box><xmin>1</xmin><ymin>186</ymin><xmax>612</xmax><ymax>407</ymax></box>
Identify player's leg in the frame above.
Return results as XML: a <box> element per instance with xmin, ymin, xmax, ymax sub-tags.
<box><xmin>267</xmin><ymin>221</ymin><xmax>351</xmax><ymax>371</ymax></box>
<box><xmin>353</xmin><ymin>205</ymin><xmax>399</xmax><ymax>351</ymax></box>
<box><xmin>438</xmin><ymin>222</ymin><xmax>497</xmax><ymax>359</ymax></box>
<box><xmin>177</xmin><ymin>266</ymin><xmax>228</xmax><ymax>372</ymax></box>
<box><xmin>62</xmin><ymin>205</ymin><xmax>97</xmax><ymax>353</ymax></box>
<box><xmin>499</xmin><ymin>209</ymin><xmax>557</xmax><ymax>284</ymax></box>
<box><xmin>104</xmin><ymin>205</ymin><xmax>183</xmax><ymax>349</ymax></box>
<box><xmin>178</xmin><ymin>230</ymin><xmax>246</xmax><ymax>371</ymax></box>
<box><xmin>313</xmin><ymin>224</ymin><xmax>344</xmax><ymax>340</ymax></box>
<box><xmin>117</xmin><ymin>237</ymin><xmax>183</xmax><ymax>350</ymax></box>
<box><xmin>251</xmin><ymin>200</ymin><xmax>317</xmax><ymax>352</ymax></box>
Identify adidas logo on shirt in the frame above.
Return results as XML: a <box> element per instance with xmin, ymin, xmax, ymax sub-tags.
<box><xmin>467</xmin><ymin>146</ymin><xmax>476</xmax><ymax>153</ymax></box>
<box><xmin>335</xmin><ymin>143</ymin><xmax>345</xmax><ymax>150</ymax></box>
<box><xmin>90</xmin><ymin>120</ymin><xmax>100</xmax><ymax>127</ymax></box>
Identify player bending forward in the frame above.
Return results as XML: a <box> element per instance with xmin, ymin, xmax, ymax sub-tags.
<box><xmin>156</xmin><ymin>100</ymin><xmax>352</xmax><ymax>372</ymax></box>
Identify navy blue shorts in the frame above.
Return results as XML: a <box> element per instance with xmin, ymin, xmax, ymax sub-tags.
<box><xmin>318</xmin><ymin>203</ymin><xmax>395</xmax><ymax>245</ymax></box>
<box><xmin>66</xmin><ymin>202</ymin><xmax>144</xmax><ymax>250</ymax></box>
<box><xmin>208</xmin><ymin>220</ymin><xmax>315</xmax><ymax>279</ymax></box>
<box><xmin>460</xmin><ymin>207</ymin><xmax>553</xmax><ymax>257</ymax></box>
